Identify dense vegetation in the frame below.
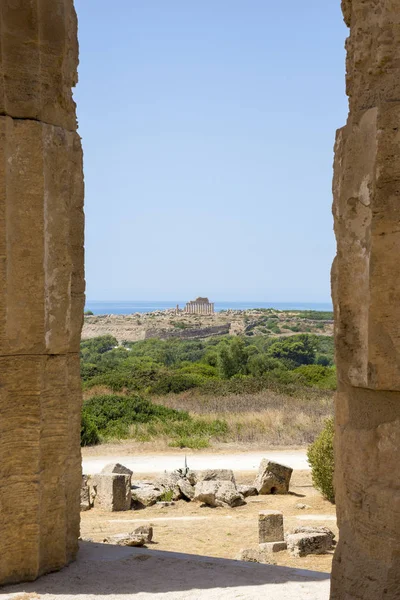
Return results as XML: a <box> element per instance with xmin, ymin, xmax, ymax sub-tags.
<box><xmin>81</xmin><ymin>333</ymin><xmax>336</xmax><ymax>395</ymax></box>
<box><xmin>80</xmin><ymin>330</ymin><xmax>336</xmax><ymax>448</ymax></box>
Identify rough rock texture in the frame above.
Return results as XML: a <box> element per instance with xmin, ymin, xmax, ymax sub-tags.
<box><xmin>195</xmin><ymin>469</ymin><xmax>236</xmax><ymax>484</ymax></box>
<box><xmin>101</xmin><ymin>463</ymin><xmax>133</xmax><ymax>476</ymax></box>
<box><xmin>133</xmin><ymin>525</ymin><xmax>153</xmax><ymax>543</ymax></box>
<box><xmin>259</xmin><ymin>541</ymin><xmax>287</xmax><ymax>554</ymax></box>
<box><xmin>131</xmin><ymin>481</ymin><xmax>164</xmax><ymax>508</ymax></box>
<box><xmin>287</xmin><ymin>531</ymin><xmax>333</xmax><ymax>558</ymax></box>
<box><xmin>92</xmin><ymin>474</ymin><xmax>132</xmax><ymax>512</ymax></box>
<box><xmin>237</xmin><ymin>485</ymin><xmax>258</xmax><ymax>498</ymax></box>
<box><xmin>258</xmin><ymin>511</ymin><xmax>284</xmax><ymax>544</ymax></box>
<box><xmin>103</xmin><ymin>533</ymin><xmax>146</xmax><ymax>547</ymax></box>
<box><xmin>0</xmin><ymin>1</ymin><xmax>84</xmax><ymax>586</ymax></box>
<box><xmin>254</xmin><ymin>460</ymin><xmax>293</xmax><ymax>495</ymax></box>
<box><xmin>236</xmin><ymin>548</ymin><xmax>276</xmax><ymax>565</ymax></box>
<box><xmin>194</xmin><ymin>480</ymin><xmax>245</xmax><ymax>508</ymax></box>
<box><xmin>331</xmin><ymin>2</ymin><xmax>400</xmax><ymax>598</ymax></box>
<box><xmin>81</xmin><ymin>476</ymin><xmax>92</xmax><ymax>512</ymax></box>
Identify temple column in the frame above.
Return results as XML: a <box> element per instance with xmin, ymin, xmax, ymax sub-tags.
<box><xmin>331</xmin><ymin>1</ymin><xmax>400</xmax><ymax>598</ymax></box>
<box><xmin>0</xmin><ymin>0</ymin><xmax>84</xmax><ymax>585</ymax></box>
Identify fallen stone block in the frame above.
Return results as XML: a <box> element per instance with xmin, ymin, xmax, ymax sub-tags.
<box><xmin>155</xmin><ymin>472</ymin><xmax>182</xmax><ymax>501</ymax></box>
<box><xmin>259</xmin><ymin>541</ymin><xmax>287</xmax><ymax>553</ymax></box>
<box><xmin>103</xmin><ymin>533</ymin><xmax>146</xmax><ymax>547</ymax></box>
<box><xmin>259</xmin><ymin>510</ymin><xmax>284</xmax><ymax>543</ymax></box>
<box><xmin>133</xmin><ymin>525</ymin><xmax>153</xmax><ymax>543</ymax></box>
<box><xmin>194</xmin><ymin>480</ymin><xmax>245</xmax><ymax>508</ymax></box>
<box><xmin>195</xmin><ymin>469</ymin><xmax>236</xmax><ymax>484</ymax></box>
<box><xmin>286</xmin><ymin>531</ymin><xmax>334</xmax><ymax>557</ymax></box>
<box><xmin>131</xmin><ymin>482</ymin><xmax>164</xmax><ymax>508</ymax></box>
<box><xmin>101</xmin><ymin>463</ymin><xmax>133</xmax><ymax>476</ymax></box>
<box><xmin>92</xmin><ymin>474</ymin><xmax>131</xmax><ymax>512</ymax></box>
<box><xmin>237</xmin><ymin>484</ymin><xmax>258</xmax><ymax>498</ymax></box>
<box><xmin>236</xmin><ymin>548</ymin><xmax>276</xmax><ymax>564</ymax></box>
<box><xmin>254</xmin><ymin>460</ymin><xmax>293</xmax><ymax>495</ymax></box>
<box><xmin>177</xmin><ymin>478</ymin><xmax>195</xmax><ymax>501</ymax></box>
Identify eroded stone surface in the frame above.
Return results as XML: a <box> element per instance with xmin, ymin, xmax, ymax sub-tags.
<box><xmin>332</xmin><ymin>1</ymin><xmax>400</xmax><ymax>597</ymax></box>
<box><xmin>0</xmin><ymin>0</ymin><xmax>83</xmax><ymax>586</ymax></box>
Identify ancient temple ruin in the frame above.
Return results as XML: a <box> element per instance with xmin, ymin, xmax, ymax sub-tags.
<box><xmin>185</xmin><ymin>297</ymin><xmax>215</xmax><ymax>314</ymax></box>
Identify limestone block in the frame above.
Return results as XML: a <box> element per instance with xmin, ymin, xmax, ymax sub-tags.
<box><xmin>195</xmin><ymin>469</ymin><xmax>236</xmax><ymax>484</ymax></box>
<box><xmin>237</xmin><ymin>484</ymin><xmax>258</xmax><ymax>498</ymax></box>
<box><xmin>0</xmin><ymin>0</ymin><xmax>78</xmax><ymax>129</ymax></box>
<box><xmin>131</xmin><ymin>482</ymin><xmax>164</xmax><ymax>508</ymax></box>
<box><xmin>0</xmin><ymin>116</ymin><xmax>84</xmax><ymax>356</ymax></box>
<box><xmin>103</xmin><ymin>533</ymin><xmax>146</xmax><ymax>547</ymax></box>
<box><xmin>254</xmin><ymin>460</ymin><xmax>292</xmax><ymax>494</ymax></box>
<box><xmin>177</xmin><ymin>478</ymin><xmax>195</xmax><ymax>501</ymax></box>
<box><xmin>101</xmin><ymin>463</ymin><xmax>133</xmax><ymax>476</ymax></box>
<box><xmin>331</xmin><ymin>387</ymin><xmax>400</xmax><ymax>598</ymax></box>
<box><xmin>0</xmin><ymin>353</ymin><xmax>82</xmax><ymax>584</ymax></box>
<box><xmin>287</xmin><ymin>532</ymin><xmax>333</xmax><ymax>558</ymax></box>
<box><xmin>194</xmin><ymin>480</ymin><xmax>245</xmax><ymax>508</ymax></box>
<box><xmin>258</xmin><ymin>511</ymin><xmax>284</xmax><ymax>543</ymax></box>
<box><xmin>133</xmin><ymin>525</ymin><xmax>153</xmax><ymax>543</ymax></box>
<box><xmin>236</xmin><ymin>548</ymin><xmax>276</xmax><ymax>565</ymax></box>
<box><xmin>93</xmin><ymin>474</ymin><xmax>132</xmax><ymax>512</ymax></box>
<box><xmin>259</xmin><ymin>541</ymin><xmax>287</xmax><ymax>553</ymax></box>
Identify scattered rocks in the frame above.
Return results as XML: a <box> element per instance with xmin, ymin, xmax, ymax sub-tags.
<box><xmin>194</xmin><ymin>480</ymin><xmax>245</xmax><ymax>508</ymax></box>
<box><xmin>295</xmin><ymin>503</ymin><xmax>312</xmax><ymax>510</ymax></box>
<box><xmin>103</xmin><ymin>533</ymin><xmax>147</xmax><ymax>547</ymax></box>
<box><xmin>254</xmin><ymin>460</ymin><xmax>293</xmax><ymax>495</ymax></box>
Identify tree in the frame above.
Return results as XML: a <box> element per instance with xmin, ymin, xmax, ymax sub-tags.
<box><xmin>267</xmin><ymin>334</ymin><xmax>317</xmax><ymax>367</ymax></box>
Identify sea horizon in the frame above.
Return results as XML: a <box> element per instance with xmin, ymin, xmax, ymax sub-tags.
<box><xmin>85</xmin><ymin>300</ymin><xmax>333</xmax><ymax>316</ymax></box>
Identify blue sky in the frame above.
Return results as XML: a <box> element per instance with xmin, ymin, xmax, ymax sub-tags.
<box><xmin>74</xmin><ymin>1</ymin><xmax>348</xmax><ymax>302</ymax></box>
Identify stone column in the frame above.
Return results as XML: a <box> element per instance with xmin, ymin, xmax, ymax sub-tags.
<box><xmin>331</xmin><ymin>1</ymin><xmax>400</xmax><ymax>598</ymax></box>
<box><xmin>0</xmin><ymin>0</ymin><xmax>84</xmax><ymax>586</ymax></box>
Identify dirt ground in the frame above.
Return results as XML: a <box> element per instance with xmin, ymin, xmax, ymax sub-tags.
<box><xmin>81</xmin><ymin>470</ymin><xmax>336</xmax><ymax>574</ymax></box>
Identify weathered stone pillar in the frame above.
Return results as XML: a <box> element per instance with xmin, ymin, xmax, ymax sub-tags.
<box><xmin>0</xmin><ymin>0</ymin><xmax>84</xmax><ymax>585</ymax></box>
<box><xmin>331</xmin><ymin>1</ymin><xmax>400</xmax><ymax>598</ymax></box>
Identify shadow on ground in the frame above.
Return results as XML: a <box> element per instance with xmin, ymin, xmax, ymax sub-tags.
<box><xmin>1</xmin><ymin>541</ymin><xmax>331</xmax><ymax>600</ymax></box>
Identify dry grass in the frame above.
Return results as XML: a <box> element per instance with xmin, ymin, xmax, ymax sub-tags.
<box><xmin>150</xmin><ymin>388</ymin><xmax>333</xmax><ymax>446</ymax></box>
<box><xmin>83</xmin><ymin>385</ymin><xmax>333</xmax><ymax>448</ymax></box>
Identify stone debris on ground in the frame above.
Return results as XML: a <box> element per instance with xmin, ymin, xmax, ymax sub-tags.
<box><xmin>286</xmin><ymin>527</ymin><xmax>335</xmax><ymax>557</ymax></box>
<box><xmin>237</xmin><ymin>484</ymin><xmax>258</xmax><ymax>498</ymax></box>
<box><xmin>194</xmin><ymin>480</ymin><xmax>246</xmax><ymax>508</ymax></box>
<box><xmin>254</xmin><ymin>460</ymin><xmax>293</xmax><ymax>495</ymax></box>
<box><xmin>133</xmin><ymin>525</ymin><xmax>153</xmax><ymax>543</ymax></box>
<box><xmin>259</xmin><ymin>541</ymin><xmax>288</xmax><ymax>553</ymax></box>
<box><xmin>103</xmin><ymin>533</ymin><xmax>147</xmax><ymax>547</ymax></box>
<box><xmin>81</xmin><ymin>461</ymin><xmax>296</xmax><ymax>513</ymax></box>
<box><xmin>236</xmin><ymin>547</ymin><xmax>277</xmax><ymax>565</ymax></box>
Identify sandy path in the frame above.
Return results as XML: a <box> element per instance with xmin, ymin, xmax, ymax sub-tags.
<box><xmin>82</xmin><ymin>450</ymin><xmax>309</xmax><ymax>475</ymax></box>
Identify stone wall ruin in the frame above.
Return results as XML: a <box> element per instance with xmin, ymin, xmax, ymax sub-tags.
<box><xmin>0</xmin><ymin>0</ymin><xmax>84</xmax><ymax>585</ymax></box>
<box><xmin>331</xmin><ymin>1</ymin><xmax>400</xmax><ymax>598</ymax></box>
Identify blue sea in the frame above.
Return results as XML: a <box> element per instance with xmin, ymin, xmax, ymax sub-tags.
<box><xmin>85</xmin><ymin>300</ymin><xmax>333</xmax><ymax>316</ymax></box>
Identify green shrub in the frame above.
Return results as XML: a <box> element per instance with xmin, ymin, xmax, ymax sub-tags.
<box><xmin>307</xmin><ymin>418</ymin><xmax>335</xmax><ymax>503</ymax></box>
<box><xmin>81</xmin><ymin>411</ymin><xmax>100</xmax><ymax>446</ymax></box>
<box><xmin>294</xmin><ymin>364</ymin><xmax>337</xmax><ymax>390</ymax></box>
